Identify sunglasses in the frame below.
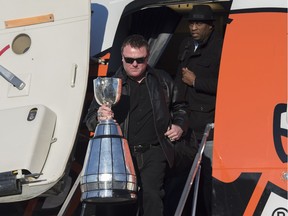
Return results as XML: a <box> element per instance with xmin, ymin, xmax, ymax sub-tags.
<box><xmin>123</xmin><ymin>56</ymin><xmax>147</xmax><ymax>64</ymax></box>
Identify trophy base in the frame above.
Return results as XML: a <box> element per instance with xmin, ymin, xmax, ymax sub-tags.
<box><xmin>80</xmin><ymin>119</ymin><xmax>138</xmax><ymax>203</ymax></box>
<box><xmin>81</xmin><ymin>189</ymin><xmax>137</xmax><ymax>203</ymax></box>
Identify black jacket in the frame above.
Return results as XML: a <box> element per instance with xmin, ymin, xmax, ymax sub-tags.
<box><xmin>85</xmin><ymin>65</ymin><xmax>190</xmax><ymax>167</ymax></box>
<box><xmin>175</xmin><ymin>30</ymin><xmax>223</xmax><ymax>140</ymax></box>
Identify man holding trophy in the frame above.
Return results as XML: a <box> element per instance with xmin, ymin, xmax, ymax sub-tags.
<box><xmin>85</xmin><ymin>34</ymin><xmax>195</xmax><ymax>216</ymax></box>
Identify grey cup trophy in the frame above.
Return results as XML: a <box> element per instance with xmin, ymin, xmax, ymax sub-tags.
<box><xmin>80</xmin><ymin>77</ymin><xmax>137</xmax><ymax>203</ymax></box>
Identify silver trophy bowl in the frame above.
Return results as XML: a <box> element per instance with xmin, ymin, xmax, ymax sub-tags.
<box><xmin>80</xmin><ymin>77</ymin><xmax>137</xmax><ymax>203</ymax></box>
<box><xmin>93</xmin><ymin>77</ymin><xmax>122</xmax><ymax>107</ymax></box>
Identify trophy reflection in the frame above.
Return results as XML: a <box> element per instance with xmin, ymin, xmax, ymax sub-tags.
<box><xmin>80</xmin><ymin>77</ymin><xmax>137</xmax><ymax>203</ymax></box>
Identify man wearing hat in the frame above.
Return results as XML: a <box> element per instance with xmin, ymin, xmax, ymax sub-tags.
<box><xmin>173</xmin><ymin>4</ymin><xmax>224</xmax><ymax>216</ymax></box>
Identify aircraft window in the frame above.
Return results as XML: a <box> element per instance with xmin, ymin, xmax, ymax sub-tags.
<box><xmin>12</xmin><ymin>34</ymin><xmax>31</xmax><ymax>55</ymax></box>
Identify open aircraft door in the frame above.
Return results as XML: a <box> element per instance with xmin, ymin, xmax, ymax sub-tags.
<box><xmin>0</xmin><ymin>0</ymin><xmax>90</xmax><ymax>202</ymax></box>
<box><xmin>213</xmin><ymin>0</ymin><xmax>287</xmax><ymax>215</ymax></box>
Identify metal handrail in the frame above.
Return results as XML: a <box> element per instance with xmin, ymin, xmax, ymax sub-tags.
<box><xmin>174</xmin><ymin>123</ymin><xmax>214</xmax><ymax>216</ymax></box>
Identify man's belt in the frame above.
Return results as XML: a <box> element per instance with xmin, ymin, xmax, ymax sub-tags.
<box><xmin>130</xmin><ymin>143</ymin><xmax>160</xmax><ymax>153</ymax></box>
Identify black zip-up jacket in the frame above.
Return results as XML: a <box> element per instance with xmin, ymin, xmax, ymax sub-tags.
<box><xmin>85</xmin><ymin>65</ymin><xmax>189</xmax><ymax>167</ymax></box>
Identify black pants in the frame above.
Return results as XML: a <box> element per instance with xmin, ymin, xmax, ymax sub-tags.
<box><xmin>132</xmin><ymin>145</ymin><xmax>167</xmax><ymax>216</ymax></box>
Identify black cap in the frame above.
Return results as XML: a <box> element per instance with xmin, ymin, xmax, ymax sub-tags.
<box><xmin>187</xmin><ymin>5</ymin><xmax>215</xmax><ymax>21</ymax></box>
